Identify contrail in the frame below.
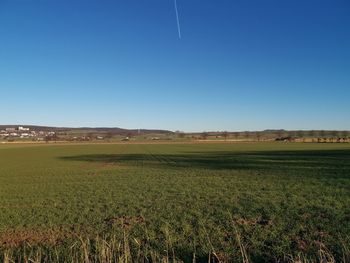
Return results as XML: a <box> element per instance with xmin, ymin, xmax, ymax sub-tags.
<box><xmin>174</xmin><ymin>0</ymin><xmax>181</xmax><ymax>39</ymax></box>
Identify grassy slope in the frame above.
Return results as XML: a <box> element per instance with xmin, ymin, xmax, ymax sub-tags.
<box><xmin>0</xmin><ymin>142</ymin><xmax>349</xmax><ymax>262</ymax></box>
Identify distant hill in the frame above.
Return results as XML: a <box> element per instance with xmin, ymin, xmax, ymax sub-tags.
<box><xmin>0</xmin><ymin>125</ymin><xmax>173</xmax><ymax>135</ymax></box>
<box><xmin>1</xmin><ymin>125</ymin><xmax>348</xmax><ymax>138</ymax></box>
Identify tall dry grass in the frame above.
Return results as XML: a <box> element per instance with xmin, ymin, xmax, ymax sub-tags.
<box><xmin>1</xmin><ymin>232</ymin><xmax>349</xmax><ymax>263</ymax></box>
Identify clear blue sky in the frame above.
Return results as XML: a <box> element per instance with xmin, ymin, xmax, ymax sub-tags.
<box><xmin>0</xmin><ymin>0</ymin><xmax>349</xmax><ymax>132</ymax></box>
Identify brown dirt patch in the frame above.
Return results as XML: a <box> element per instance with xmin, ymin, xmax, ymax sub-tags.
<box><xmin>234</xmin><ymin>217</ymin><xmax>272</xmax><ymax>227</ymax></box>
<box><xmin>104</xmin><ymin>215</ymin><xmax>146</xmax><ymax>229</ymax></box>
<box><xmin>0</xmin><ymin>228</ymin><xmax>72</xmax><ymax>247</ymax></box>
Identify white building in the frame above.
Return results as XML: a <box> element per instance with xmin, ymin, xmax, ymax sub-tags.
<box><xmin>18</xmin><ymin>126</ymin><xmax>30</xmax><ymax>131</ymax></box>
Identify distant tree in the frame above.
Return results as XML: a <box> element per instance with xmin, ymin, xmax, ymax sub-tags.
<box><xmin>201</xmin><ymin>132</ymin><xmax>208</xmax><ymax>140</ymax></box>
<box><xmin>277</xmin><ymin>130</ymin><xmax>282</xmax><ymax>137</ymax></box>
<box><xmin>234</xmin><ymin>132</ymin><xmax>239</xmax><ymax>141</ymax></box>
<box><xmin>319</xmin><ymin>130</ymin><xmax>325</xmax><ymax>138</ymax></box>
<box><xmin>287</xmin><ymin>131</ymin><xmax>295</xmax><ymax>138</ymax></box>
<box><xmin>175</xmin><ymin>131</ymin><xmax>185</xmax><ymax>138</ymax></box>
<box><xmin>328</xmin><ymin>130</ymin><xmax>338</xmax><ymax>143</ymax></box>
<box><xmin>222</xmin><ymin>131</ymin><xmax>229</xmax><ymax>141</ymax></box>
<box><xmin>256</xmin><ymin>132</ymin><xmax>261</xmax><ymax>142</ymax></box>
<box><xmin>276</xmin><ymin>130</ymin><xmax>284</xmax><ymax>139</ymax></box>
<box><xmin>52</xmin><ymin>133</ymin><xmax>58</xmax><ymax>143</ymax></box>
<box><xmin>231</xmin><ymin>132</ymin><xmax>238</xmax><ymax>141</ymax></box>
<box><xmin>87</xmin><ymin>132</ymin><xmax>95</xmax><ymax>140</ymax></box>
<box><xmin>44</xmin><ymin>136</ymin><xmax>50</xmax><ymax>143</ymax></box>
<box><xmin>308</xmin><ymin>130</ymin><xmax>315</xmax><ymax>138</ymax></box>
<box><xmin>296</xmin><ymin>130</ymin><xmax>303</xmax><ymax>139</ymax></box>
<box><xmin>306</xmin><ymin>130</ymin><xmax>316</xmax><ymax>142</ymax></box>
<box><xmin>244</xmin><ymin>131</ymin><xmax>250</xmax><ymax>141</ymax></box>
<box><xmin>105</xmin><ymin>132</ymin><xmax>114</xmax><ymax>141</ymax></box>
<box><xmin>341</xmin><ymin>130</ymin><xmax>348</xmax><ymax>138</ymax></box>
<box><xmin>330</xmin><ymin>130</ymin><xmax>337</xmax><ymax>137</ymax></box>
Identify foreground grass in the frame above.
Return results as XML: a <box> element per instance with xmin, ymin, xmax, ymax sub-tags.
<box><xmin>0</xmin><ymin>142</ymin><xmax>349</xmax><ymax>262</ymax></box>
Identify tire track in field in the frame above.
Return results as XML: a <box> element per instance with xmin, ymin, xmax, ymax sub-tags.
<box><xmin>76</xmin><ymin>144</ymin><xmax>130</xmax><ymax>175</ymax></box>
<box><xmin>152</xmin><ymin>146</ymin><xmax>181</xmax><ymax>167</ymax></box>
<box><xmin>140</xmin><ymin>144</ymin><xmax>179</xmax><ymax>168</ymax></box>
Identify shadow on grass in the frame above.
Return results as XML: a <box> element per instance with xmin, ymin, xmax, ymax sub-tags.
<box><xmin>59</xmin><ymin>149</ymin><xmax>350</xmax><ymax>174</ymax></box>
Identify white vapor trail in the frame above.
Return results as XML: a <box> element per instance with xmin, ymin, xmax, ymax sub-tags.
<box><xmin>174</xmin><ymin>0</ymin><xmax>181</xmax><ymax>39</ymax></box>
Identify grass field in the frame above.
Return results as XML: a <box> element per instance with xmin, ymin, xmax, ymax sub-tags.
<box><xmin>0</xmin><ymin>142</ymin><xmax>349</xmax><ymax>262</ymax></box>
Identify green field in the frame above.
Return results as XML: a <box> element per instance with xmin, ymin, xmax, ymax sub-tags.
<box><xmin>0</xmin><ymin>142</ymin><xmax>349</xmax><ymax>262</ymax></box>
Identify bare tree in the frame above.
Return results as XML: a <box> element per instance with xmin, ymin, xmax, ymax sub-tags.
<box><xmin>105</xmin><ymin>132</ymin><xmax>114</xmax><ymax>142</ymax></box>
<box><xmin>277</xmin><ymin>130</ymin><xmax>283</xmax><ymax>138</ymax></box>
<box><xmin>308</xmin><ymin>130</ymin><xmax>315</xmax><ymax>137</ymax></box>
<box><xmin>175</xmin><ymin>131</ymin><xmax>185</xmax><ymax>138</ymax></box>
<box><xmin>329</xmin><ymin>130</ymin><xmax>338</xmax><ymax>143</ymax></box>
<box><xmin>341</xmin><ymin>130</ymin><xmax>348</xmax><ymax>139</ymax></box>
<box><xmin>244</xmin><ymin>131</ymin><xmax>250</xmax><ymax>141</ymax></box>
<box><xmin>222</xmin><ymin>131</ymin><xmax>228</xmax><ymax>141</ymax></box>
<box><xmin>319</xmin><ymin>130</ymin><xmax>326</xmax><ymax>142</ymax></box>
<box><xmin>44</xmin><ymin>135</ymin><xmax>50</xmax><ymax>143</ymax></box>
<box><xmin>52</xmin><ymin>133</ymin><xmax>58</xmax><ymax>143</ymax></box>
<box><xmin>296</xmin><ymin>130</ymin><xmax>303</xmax><ymax>138</ymax></box>
<box><xmin>319</xmin><ymin>130</ymin><xmax>325</xmax><ymax>138</ymax></box>
<box><xmin>256</xmin><ymin>132</ymin><xmax>261</xmax><ymax>142</ymax></box>
<box><xmin>87</xmin><ymin>132</ymin><xmax>95</xmax><ymax>140</ymax></box>
<box><xmin>201</xmin><ymin>132</ymin><xmax>208</xmax><ymax>140</ymax></box>
<box><xmin>307</xmin><ymin>130</ymin><xmax>316</xmax><ymax>142</ymax></box>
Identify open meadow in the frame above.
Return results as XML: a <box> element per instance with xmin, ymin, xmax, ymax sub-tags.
<box><xmin>0</xmin><ymin>142</ymin><xmax>349</xmax><ymax>262</ymax></box>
